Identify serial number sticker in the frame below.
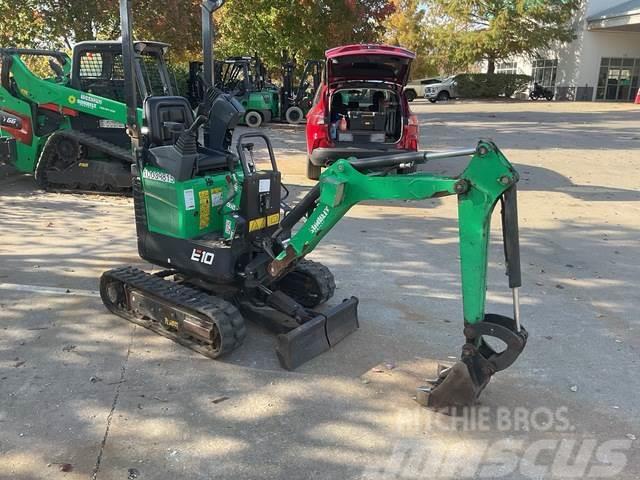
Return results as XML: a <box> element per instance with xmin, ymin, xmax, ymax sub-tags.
<box><xmin>259</xmin><ymin>178</ymin><xmax>271</xmax><ymax>193</ymax></box>
<box><xmin>98</xmin><ymin>120</ymin><xmax>125</xmax><ymax>129</ymax></box>
<box><xmin>211</xmin><ymin>188</ymin><xmax>224</xmax><ymax>207</ymax></box>
<box><xmin>184</xmin><ymin>189</ymin><xmax>196</xmax><ymax>210</ymax></box>
<box><xmin>199</xmin><ymin>190</ymin><xmax>210</xmax><ymax>229</ymax></box>
<box><xmin>248</xmin><ymin>217</ymin><xmax>266</xmax><ymax>232</ymax></box>
<box><xmin>142</xmin><ymin>169</ymin><xmax>175</xmax><ymax>183</ymax></box>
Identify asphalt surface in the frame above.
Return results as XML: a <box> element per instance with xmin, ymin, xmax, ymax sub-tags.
<box><xmin>1</xmin><ymin>101</ymin><xmax>639</xmax><ymax>479</ymax></box>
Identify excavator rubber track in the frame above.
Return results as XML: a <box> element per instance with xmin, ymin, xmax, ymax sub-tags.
<box><xmin>35</xmin><ymin>130</ymin><xmax>134</xmax><ymax>195</ymax></box>
<box><xmin>100</xmin><ymin>266</ymin><xmax>246</xmax><ymax>358</ymax></box>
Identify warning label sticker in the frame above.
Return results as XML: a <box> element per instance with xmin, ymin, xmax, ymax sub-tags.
<box><xmin>211</xmin><ymin>188</ymin><xmax>224</xmax><ymax>207</ymax></box>
<box><xmin>248</xmin><ymin>217</ymin><xmax>266</xmax><ymax>232</ymax></box>
<box><xmin>199</xmin><ymin>190</ymin><xmax>210</xmax><ymax>229</ymax></box>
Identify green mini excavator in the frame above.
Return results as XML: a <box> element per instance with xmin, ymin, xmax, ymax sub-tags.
<box><xmin>100</xmin><ymin>0</ymin><xmax>528</xmax><ymax>408</ymax></box>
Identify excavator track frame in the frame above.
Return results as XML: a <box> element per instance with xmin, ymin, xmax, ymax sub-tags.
<box><xmin>100</xmin><ymin>266</ymin><xmax>246</xmax><ymax>358</ymax></box>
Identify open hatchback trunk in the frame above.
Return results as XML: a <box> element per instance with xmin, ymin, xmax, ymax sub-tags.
<box><xmin>325</xmin><ymin>44</ymin><xmax>415</xmax><ymax>86</ymax></box>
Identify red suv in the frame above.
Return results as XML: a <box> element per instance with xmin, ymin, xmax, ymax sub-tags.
<box><xmin>305</xmin><ymin>44</ymin><xmax>419</xmax><ymax>179</ymax></box>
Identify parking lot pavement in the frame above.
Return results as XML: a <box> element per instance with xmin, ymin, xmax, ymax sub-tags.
<box><xmin>1</xmin><ymin>101</ymin><xmax>639</xmax><ymax>479</ymax></box>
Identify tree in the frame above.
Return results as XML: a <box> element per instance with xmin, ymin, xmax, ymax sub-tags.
<box><xmin>1</xmin><ymin>0</ymin><xmax>396</xmax><ymax>69</ymax></box>
<box><xmin>0</xmin><ymin>1</ymin><xmax>53</xmax><ymax>48</ymax></box>
<box><xmin>383</xmin><ymin>0</ymin><xmax>438</xmax><ymax>78</ymax></box>
<box><xmin>215</xmin><ymin>0</ymin><xmax>395</xmax><ymax>70</ymax></box>
<box><xmin>423</xmin><ymin>0</ymin><xmax>581</xmax><ymax>74</ymax></box>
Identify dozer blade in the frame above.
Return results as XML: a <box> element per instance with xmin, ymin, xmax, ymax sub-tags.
<box><xmin>276</xmin><ymin>297</ymin><xmax>359</xmax><ymax>370</ymax></box>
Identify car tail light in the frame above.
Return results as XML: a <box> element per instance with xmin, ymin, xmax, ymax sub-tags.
<box><xmin>307</xmin><ymin>113</ymin><xmax>333</xmax><ymax>150</ymax></box>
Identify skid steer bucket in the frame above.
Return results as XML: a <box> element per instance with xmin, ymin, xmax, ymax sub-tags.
<box><xmin>276</xmin><ymin>297</ymin><xmax>359</xmax><ymax>370</ymax></box>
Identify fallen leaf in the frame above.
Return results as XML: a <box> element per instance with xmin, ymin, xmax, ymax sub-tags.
<box><xmin>59</xmin><ymin>463</ymin><xmax>73</xmax><ymax>472</ymax></box>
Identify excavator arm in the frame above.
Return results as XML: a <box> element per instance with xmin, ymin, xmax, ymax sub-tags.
<box><xmin>269</xmin><ymin>141</ymin><xmax>528</xmax><ymax>408</ymax></box>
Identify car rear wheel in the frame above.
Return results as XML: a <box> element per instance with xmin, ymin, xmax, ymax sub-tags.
<box><xmin>245</xmin><ymin>110</ymin><xmax>263</xmax><ymax>128</ymax></box>
<box><xmin>437</xmin><ymin>91</ymin><xmax>450</xmax><ymax>101</ymax></box>
<box><xmin>307</xmin><ymin>158</ymin><xmax>321</xmax><ymax>180</ymax></box>
<box><xmin>405</xmin><ymin>89</ymin><xmax>417</xmax><ymax>102</ymax></box>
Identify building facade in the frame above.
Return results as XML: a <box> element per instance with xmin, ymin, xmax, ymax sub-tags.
<box><xmin>498</xmin><ymin>0</ymin><xmax>640</xmax><ymax>101</ymax></box>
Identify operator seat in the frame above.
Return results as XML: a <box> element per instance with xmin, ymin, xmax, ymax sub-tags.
<box><xmin>143</xmin><ymin>95</ymin><xmax>236</xmax><ymax>181</ymax></box>
<box><xmin>144</xmin><ymin>95</ymin><xmax>194</xmax><ymax>146</ymax></box>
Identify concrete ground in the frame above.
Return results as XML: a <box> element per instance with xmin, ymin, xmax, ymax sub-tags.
<box><xmin>1</xmin><ymin>101</ymin><xmax>639</xmax><ymax>479</ymax></box>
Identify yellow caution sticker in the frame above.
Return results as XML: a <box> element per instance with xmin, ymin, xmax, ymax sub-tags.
<box><xmin>249</xmin><ymin>217</ymin><xmax>266</xmax><ymax>232</ymax></box>
<box><xmin>78</xmin><ymin>162</ymin><xmax>89</xmax><ymax>168</ymax></box>
<box><xmin>267</xmin><ymin>212</ymin><xmax>280</xmax><ymax>226</ymax></box>
<box><xmin>199</xmin><ymin>190</ymin><xmax>210</xmax><ymax>229</ymax></box>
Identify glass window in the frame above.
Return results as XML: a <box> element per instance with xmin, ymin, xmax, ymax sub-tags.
<box><xmin>496</xmin><ymin>61</ymin><xmax>517</xmax><ymax>74</ymax></box>
<box><xmin>531</xmin><ymin>58</ymin><xmax>557</xmax><ymax>88</ymax></box>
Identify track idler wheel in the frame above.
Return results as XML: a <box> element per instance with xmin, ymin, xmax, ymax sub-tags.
<box><xmin>276</xmin><ymin>260</ymin><xmax>335</xmax><ymax>308</ymax></box>
<box><xmin>415</xmin><ymin>314</ymin><xmax>528</xmax><ymax>409</ymax></box>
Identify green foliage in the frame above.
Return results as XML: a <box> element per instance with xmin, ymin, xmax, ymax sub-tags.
<box><xmin>0</xmin><ymin>1</ymin><xmax>50</xmax><ymax>48</ymax></box>
<box><xmin>423</xmin><ymin>0</ymin><xmax>582</xmax><ymax>73</ymax></box>
<box><xmin>169</xmin><ymin>63</ymin><xmax>191</xmax><ymax>97</ymax></box>
<box><xmin>456</xmin><ymin>73</ymin><xmax>531</xmax><ymax>98</ymax></box>
<box><xmin>215</xmin><ymin>0</ymin><xmax>395</xmax><ymax>69</ymax></box>
<box><xmin>383</xmin><ymin>0</ymin><xmax>438</xmax><ymax>78</ymax></box>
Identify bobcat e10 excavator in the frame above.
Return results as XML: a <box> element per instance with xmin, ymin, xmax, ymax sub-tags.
<box><xmin>101</xmin><ymin>0</ymin><xmax>528</xmax><ymax>408</ymax></box>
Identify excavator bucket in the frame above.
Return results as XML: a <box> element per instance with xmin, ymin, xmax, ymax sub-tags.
<box><xmin>276</xmin><ymin>297</ymin><xmax>359</xmax><ymax>370</ymax></box>
<box><xmin>416</xmin><ymin>315</ymin><xmax>528</xmax><ymax>410</ymax></box>
<box><xmin>416</xmin><ymin>184</ymin><xmax>528</xmax><ymax>409</ymax></box>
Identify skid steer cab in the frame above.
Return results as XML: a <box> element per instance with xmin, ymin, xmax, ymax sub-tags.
<box><xmin>0</xmin><ymin>41</ymin><xmax>177</xmax><ymax>194</ymax></box>
<box><xmin>102</xmin><ymin>0</ymin><xmax>528</xmax><ymax>410</ymax></box>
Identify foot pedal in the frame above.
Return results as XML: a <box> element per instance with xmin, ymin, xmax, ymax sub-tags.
<box><xmin>276</xmin><ymin>297</ymin><xmax>359</xmax><ymax>370</ymax></box>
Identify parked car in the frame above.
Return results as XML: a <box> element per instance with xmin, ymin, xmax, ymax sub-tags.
<box><xmin>305</xmin><ymin>44</ymin><xmax>419</xmax><ymax>180</ymax></box>
<box><xmin>424</xmin><ymin>75</ymin><xmax>460</xmax><ymax>103</ymax></box>
<box><xmin>404</xmin><ymin>77</ymin><xmax>441</xmax><ymax>101</ymax></box>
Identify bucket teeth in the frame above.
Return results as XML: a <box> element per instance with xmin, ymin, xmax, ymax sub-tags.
<box><xmin>415</xmin><ymin>345</ymin><xmax>494</xmax><ymax>410</ymax></box>
<box><xmin>416</xmin><ymin>361</ymin><xmax>484</xmax><ymax>409</ymax></box>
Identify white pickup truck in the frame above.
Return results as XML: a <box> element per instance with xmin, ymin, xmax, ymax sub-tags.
<box><xmin>403</xmin><ymin>77</ymin><xmax>441</xmax><ymax>101</ymax></box>
<box><xmin>424</xmin><ymin>75</ymin><xmax>460</xmax><ymax>102</ymax></box>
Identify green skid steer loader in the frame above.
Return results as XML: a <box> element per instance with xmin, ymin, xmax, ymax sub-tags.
<box><xmin>101</xmin><ymin>0</ymin><xmax>528</xmax><ymax>408</ymax></box>
<box><xmin>0</xmin><ymin>40</ymin><xmax>176</xmax><ymax>193</ymax></box>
